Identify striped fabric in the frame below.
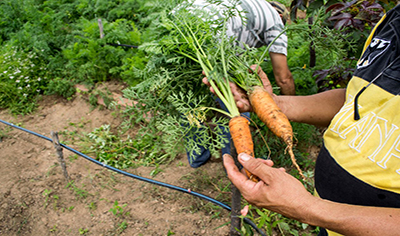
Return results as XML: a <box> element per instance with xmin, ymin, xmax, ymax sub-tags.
<box><xmin>187</xmin><ymin>0</ymin><xmax>287</xmax><ymax>55</ymax></box>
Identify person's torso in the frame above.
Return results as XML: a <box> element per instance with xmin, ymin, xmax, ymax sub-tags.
<box><xmin>315</xmin><ymin>5</ymin><xmax>400</xmax><ymax>236</ymax></box>
<box><xmin>188</xmin><ymin>0</ymin><xmax>287</xmax><ymax>54</ymax></box>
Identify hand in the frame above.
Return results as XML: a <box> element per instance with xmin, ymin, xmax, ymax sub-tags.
<box><xmin>223</xmin><ymin>153</ymin><xmax>315</xmax><ymax>222</ymax></box>
<box><xmin>202</xmin><ymin>76</ymin><xmax>253</xmax><ymax>113</ymax></box>
<box><xmin>249</xmin><ymin>64</ymin><xmax>273</xmax><ymax>94</ymax></box>
<box><xmin>201</xmin><ymin>65</ymin><xmax>273</xmax><ymax>113</ymax></box>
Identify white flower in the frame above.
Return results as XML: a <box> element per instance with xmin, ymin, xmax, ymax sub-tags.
<box><xmin>23</xmin><ymin>93</ymin><xmax>28</xmax><ymax>97</ymax></box>
<box><xmin>16</xmin><ymin>80</ymin><xmax>20</xmax><ymax>83</ymax></box>
<box><xmin>3</xmin><ymin>71</ymin><xmax>7</xmax><ymax>74</ymax></box>
<box><xmin>37</xmin><ymin>77</ymin><xmax>41</xmax><ymax>81</ymax></box>
<box><xmin>18</xmin><ymin>87</ymin><xmax>22</xmax><ymax>90</ymax></box>
<box><xmin>26</xmin><ymin>84</ymin><xmax>30</xmax><ymax>88</ymax></box>
<box><xmin>10</xmin><ymin>76</ymin><xmax>14</xmax><ymax>79</ymax></box>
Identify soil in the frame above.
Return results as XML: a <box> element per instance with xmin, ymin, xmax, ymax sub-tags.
<box><xmin>0</xmin><ymin>84</ymin><xmax>234</xmax><ymax>236</ymax></box>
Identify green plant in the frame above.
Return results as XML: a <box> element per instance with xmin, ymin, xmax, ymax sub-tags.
<box><xmin>79</xmin><ymin>124</ymin><xmax>150</xmax><ymax>168</ymax></box>
<box><xmin>0</xmin><ymin>44</ymin><xmax>50</xmax><ymax>114</ymax></box>
<box><xmin>0</xmin><ymin>126</ymin><xmax>11</xmax><ymax>142</ymax></box>
<box><xmin>49</xmin><ymin>224</ymin><xmax>58</xmax><ymax>233</ymax></box>
<box><xmin>65</xmin><ymin>181</ymin><xmax>90</xmax><ymax>199</ymax></box>
<box><xmin>63</xmin><ymin>17</ymin><xmax>141</xmax><ymax>84</ymax></box>
<box><xmin>150</xmin><ymin>164</ymin><xmax>163</xmax><ymax>177</ymax></box>
<box><xmin>79</xmin><ymin>228</ymin><xmax>89</xmax><ymax>235</ymax></box>
<box><xmin>289</xmin><ymin>0</ymin><xmax>391</xmax><ymax>92</ymax></box>
<box><xmin>87</xmin><ymin>202</ymin><xmax>97</xmax><ymax>211</ymax></box>
<box><xmin>240</xmin><ymin>205</ymin><xmax>316</xmax><ymax>236</ymax></box>
<box><xmin>42</xmin><ymin>189</ymin><xmax>53</xmax><ymax>209</ymax></box>
<box><xmin>46</xmin><ymin>77</ymin><xmax>76</xmax><ymax>99</ymax></box>
<box><xmin>117</xmin><ymin>220</ymin><xmax>128</xmax><ymax>234</ymax></box>
<box><xmin>0</xmin><ymin>0</ymin><xmax>160</xmax><ymax>114</ymax></box>
<box><xmin>109</xmin><ymin>201</ymin><xmax>129</xmax><ymax>218</ymax></box>
<box><xmin>167</xmin><ymin>229</ymin><xmax>175</xmax><ymax>236</ymax></box>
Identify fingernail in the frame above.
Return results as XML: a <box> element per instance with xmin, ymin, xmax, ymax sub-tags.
<box><xmin>239</xmin><ymin>153</ymin><xmax>250</xmax><ymax>162</ymax></box>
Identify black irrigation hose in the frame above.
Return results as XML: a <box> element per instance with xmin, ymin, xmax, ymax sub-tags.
<box><xmin>106</xmin><ymin>43</ymin><xmax>138</xmax><ymax>48</ymax></box>
<box><xmin>0</xmin><ymin>119</ymin><xmax>266</xmax><ymax>236</ymax></box>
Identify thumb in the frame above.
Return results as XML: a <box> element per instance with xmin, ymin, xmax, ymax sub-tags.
<box><xmin>238</xmin><ymin>153</ymin><xmax>272</xmax><ymax>183</ymax></box>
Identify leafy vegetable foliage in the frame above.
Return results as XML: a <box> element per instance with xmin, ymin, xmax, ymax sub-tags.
<box><xmin>122</xmin><ymin>1</ymin><xmax>233</xmax><ymax>163</ymax></box>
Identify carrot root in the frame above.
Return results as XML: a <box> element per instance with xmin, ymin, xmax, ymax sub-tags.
<box><xmin>249</xmin><ymin>86</ymin><xmax>305</xmax><ymax>180</ymax></box>
<box><xmin>229</xmin><ymin>116</ymin><xmax>259</xmax><ymax>182</ymax></box>
<box><xmin>287</xmin><ymin>145</ymin><xmax>305</xmax><ymax>180</ymax></box>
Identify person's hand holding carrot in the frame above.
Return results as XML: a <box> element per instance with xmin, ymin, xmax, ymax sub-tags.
<box><xmin>223</xmin><ymin>152</ymin><xmax>315</xmax><ymax>221</ymax></box>
<box><xmin>202</xmin><ymin>65</ymin><xmax>274</xmax><ymax>113</ymax></box>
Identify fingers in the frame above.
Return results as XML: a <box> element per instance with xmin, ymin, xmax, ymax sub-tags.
<box><xmin>223</xmin><ymin>154</ymin><xmax>257</xmax><ymax>189</ymax></box>
<box><xmin>260</xmin><ymin>159</ymin><xmax>274</xmax><ymax>167</ymax></box>
<box><xmin>249</xmin><ymin>64</ymin><xmax>273</xmax><ymax>94</ymax></box>
<box><xmin>238</xmin><ymin>153</ymin><xmax>274</xmax><ymax>184</ymax></box>
<box><xmin>259</xmin><ymin>159</ymin><xmax>286</xmax><ymax>172</ymax></box>
<box><xmin>203</xmin><ymin>76</ymin><xmax>253</xmax><ymax>113</ymax></box>
<box><xmin>241</xmin><ymin>205</ymin><xmax>249</xmax><ymax>216</ymax></box>
<box><xmin>224</xmin><ymin>153</ymin><xmax>277</xmax><ymax>183</ymax></box>
<box><xmin>202</xmin><ymin>77</ymin><xmax>215</xmax><ymax>94</ymax></box>
<box><xmin>223</xmin><ymin>154</ymin><xmax>245</xmax><ymax>181</ymax></box>
<box><xmin>230</xmin><ymin>82</ymin><xmax>253</xmax><ymax>113</ymax></box>
<box><xmin>236</xmin><ymin>101</ymin><xmax>253</xmax><ymax>113</ymax></box>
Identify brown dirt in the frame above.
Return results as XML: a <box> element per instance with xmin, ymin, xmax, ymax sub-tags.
<box><xmin>0</xmin><ymin>89</ymin><xmax>234</xmax><ymax>235</ymax></box>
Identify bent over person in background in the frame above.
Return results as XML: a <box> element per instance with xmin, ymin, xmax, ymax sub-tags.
<box><xmin>185</xmin><ymin>0</ymin><xmax>295</xmax><ymax>168</ymax></box>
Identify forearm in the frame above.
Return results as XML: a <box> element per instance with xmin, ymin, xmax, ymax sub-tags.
<box><xmin>274</xmin><ymin>89</ymin><xmax>346</xmax><ymax>127</ymax></box>
<box><xmin>269</xmin><ymin>52</ymin><xmax>295</xmax><ymax>95</ymax></box>
<box><xmin>304</xmin><ymin>197</ymin><xmax>400</xmax><ymax>236</ymax></box>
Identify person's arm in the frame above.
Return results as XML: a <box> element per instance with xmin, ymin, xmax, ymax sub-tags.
<box><xmin>223</xmin><ymin>153</ymin><xmax>400</xmax><ymax>236</ymax></box>
<box><xmin>274</xmin><ymin>88</ymin><xmax>346</xmax><ymax>127</ymax></box>
<box><xmin>203</xmin><ymin>65</ymin><xmax>346</xmax><ymax>127</ymax></box>
<box><xmin>218</xmin><ymin>65</ymin><xmax>346</xmax><ymax>127</ymax></box>
<box><xmin>269</xmin><ymin>52</ymin><xmax>295</xmax><ymax>95</ymax></box>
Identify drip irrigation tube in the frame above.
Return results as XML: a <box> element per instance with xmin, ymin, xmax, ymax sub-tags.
<box><xmin>106</xmin><ymin>43</ymin><xmax>138</xmax><ymax>48</ymax></box>
<box><xmin>0</xmin><ymin>119</ymin><xmax>265</xmax><ymax>236</ymax></box>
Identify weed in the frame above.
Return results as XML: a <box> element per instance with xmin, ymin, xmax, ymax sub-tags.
<box><xmin>0</xmin><ymin>44</ymin><xmax>50</xmax><ymax>114</ymax></box>
<box><xmin>42</xmin><ymin>189</ymin><xmax>53</xmax><ymax>209</ymax></box>
<box><xmin>87</xmin><ymin>202</ymin><xmax>97</xmax><ymax>211</ymax></box>
<box><xmin>109</xmin><ymin>201</ymin><xmax>129</xmax><ymax>218</ymax></box>
<box><xmin>62</xmin><ymin>206</ymin><xmax>75</xmax><ymax>212</ymax></box>
<box><xmin>177</xmin><ymin>161</ymin><xmax>186</xmax><ymax>167</ymax></box>
<box><xmin>167</xmin><ymin>229</ymin><xmax>175</xmax><ymax>235</ymax></box>
<box><xmin>150</xmin><ymin>164</ymin><xmax>163</xmax><ymax>177</ymax></box>
<box><xmin>17</xmin><ymin>216</ymin><xmax>29</xmax><ymax>235</ymax></box>
<box><xmin>0</xmin><ymin>126</ymin><xmax>12</xmax><ymax>142</ymax></box>
<box><xmin>46</xmin><ymin>77</ymin><xmax>76</xmax><ymax>99</ymax></box>
<box><xmin>65</xmin><ymin>181</ymin><xmax>90</xmax><ymax>200</ymax></box>
<box><xmin>49</xmin><ymin>224</ymin><xmax>58</xmax><ymax>233</ymax></box>
<box><xmin>117</xmin><ymin>220</ymin><xmax>128</xmax><ymax>234</ymax></box>
<box><xmin>239</xmin><ymin>205</ymin><xmax>317</xmax><ymax>236</ymax></box>
<box><xmin>52</xmin><ymin>195</ymin><xmax>59</xmax><ymax>210</ymax></box>
<box><xmin>79</xmin><ymin>228</ymin><xmax>89</xmax><ymax>235</ymax></box>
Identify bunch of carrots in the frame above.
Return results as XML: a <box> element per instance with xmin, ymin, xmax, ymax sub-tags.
<box><xmin>171</xmin><ymin>3</ymin><xmax>304</xmax><ymax>181</ymax></box>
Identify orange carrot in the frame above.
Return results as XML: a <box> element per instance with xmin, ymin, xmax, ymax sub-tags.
<box><xmin>248</xmin><ymin>86</ymin><xmax>304</xmax><ymax>180</ymax></box>
<box><xmin>229</xmin><ymin>115</ymin><xmax>259</xmax><ymax>182</ymax></box>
